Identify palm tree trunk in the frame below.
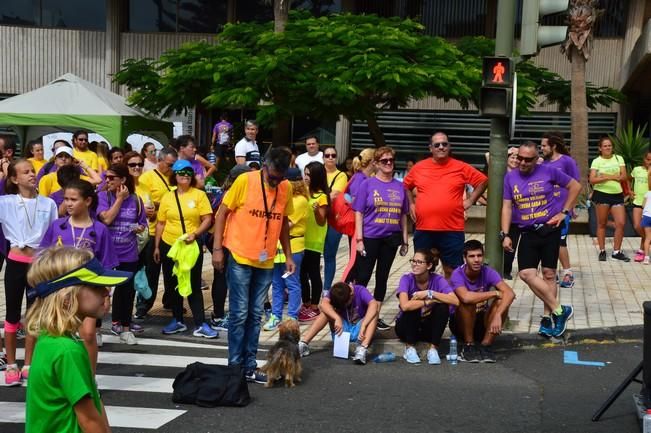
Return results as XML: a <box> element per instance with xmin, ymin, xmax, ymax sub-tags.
<box><xmin>274</xmin><ymin>0</ymin><xmax>290</xmax><ymax>33</ymax></box>
<box><xmin>570</xmin><ymin>45</ymin><xmax>589</xmax><ymax>195</ymax></box>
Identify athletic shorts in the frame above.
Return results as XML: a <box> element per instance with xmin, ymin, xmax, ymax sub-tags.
<box><xmin>449</xmin><ymin>310</ymin><xmax>487</xmax><ymax>342</ymax></box>
<box><xmin>592</xmin><ymin>190</ymin><xmax>624</xmax><ymax>207</ymax></box>
<box><xmin>413</xmin><ymin>230</ymin><xmax>464</xmax><ymax>268</ymax></box>
<box><xmin>642</xmin><ymin>216</ymin><xmax>651</xmax><ymax>228</ymax></box>
<box><xmin>330</xmin><ymin>319</ymin><xmax>363</xmax><ymax>343</ymax></box>
<box><xmin>517</xmin><ymin>226</ymin><xmax>562</xmax><ymax>271</ymax></box>
<box><xmin>559</xmin><ymin>214</ymin><xmax>571</xmax><ymax>247</ymax></box>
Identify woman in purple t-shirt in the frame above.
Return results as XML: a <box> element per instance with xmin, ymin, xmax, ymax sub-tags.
<box><xmin>351</xmin><ymin>147</ymin><xmax>409</xmax><ymax>331</ymax></box>
<box><xmin>97</xmin><ymin>164</ymin><xmax>148</xmax><ymax>345</ymax></box>
<box><xmin>40</xmin><ymin>179</ymin><xmax>116</xmax><ymax>373</ymax></box>
<box><xmin>395</xmin><ymin>249</ymin><xmax>459</xmax><ymax>364</ymax></box>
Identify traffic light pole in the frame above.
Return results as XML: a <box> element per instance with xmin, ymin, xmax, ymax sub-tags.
<box><xmin>484</xmin><ymin>0</ymin><xmax>516</xmax><ymax>272</ymax></box>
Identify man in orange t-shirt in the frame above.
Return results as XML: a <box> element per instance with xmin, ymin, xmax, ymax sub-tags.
<box><xmin>404</xmin><ymin>131</ymin><xmax>488</xmax><ymax>278</ymax></box>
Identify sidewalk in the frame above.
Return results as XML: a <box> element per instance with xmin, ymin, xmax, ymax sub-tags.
<box><xmin>2</xmin><ymin>233</ymin><xmax>649</xmax><ymax>348</ymax></box>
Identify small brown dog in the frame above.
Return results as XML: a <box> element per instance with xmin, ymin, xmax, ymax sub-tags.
<box><xmin>260</xmin><ymin>319</ymin><xmax>302</xmax><ymax>388</ymax></box>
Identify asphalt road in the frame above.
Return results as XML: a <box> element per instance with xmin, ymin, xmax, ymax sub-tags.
<box><xmin>0</xmin><ymin>336</ymin><xmax>645</xmax><ymax>433</ymax></box>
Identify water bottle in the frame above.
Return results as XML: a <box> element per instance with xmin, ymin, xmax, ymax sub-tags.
<box><xmin>373</xmin><ymin>352</ymin><xmax>396</xmax><ymax>363</ymax></box>
<box><xmin>448</xmin><ymin>336</ymin><xmax>458</xmax><ymax>365</ymax></box>
<box><xmin>207</xmin><ymin>151</ymin><xmax>217</xmax><ymax>165</ymax></box>
<box><xmin>644</xmin><ymin>409</ymin><xmax>651</xmax><ymax>433</ymax></box>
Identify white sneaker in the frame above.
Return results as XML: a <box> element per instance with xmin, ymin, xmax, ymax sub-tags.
<box><xmin>427</xmin><ymin>348</ymin><xmax>441</xmax><ymax>365</ymax></box>
<box><xmin>298</xmin><ymin>341</ymin><xmax>310</xmax><ymax>357</ymax></box>
<box><xmin>96</xmin><ymin>332</ymin><xmax>103</xmax><ymax>347</ymax></box>
<box><xmin>644</xmin><ymin>256</ymin><xmax>650</xmax><ymax>265</ymax></box>
<box><xmin>120</xmin><ymin>331</ymin><xmax>137</xmax><ymax>345</ymax></box>
<box><xmin>352</xmin><ymin>345</ymin><xmax>368</xmax><ymax>365</ymax></box>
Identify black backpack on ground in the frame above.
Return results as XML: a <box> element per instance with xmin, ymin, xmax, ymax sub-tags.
<box><xmin>172</xmin><ymin>362</ymin><xmax>251</xmax><ymax>407</ymax></box>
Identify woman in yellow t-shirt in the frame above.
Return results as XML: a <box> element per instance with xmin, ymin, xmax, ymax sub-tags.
<box><xmin>26</xmin><ymin>140</ymin><xmax>46</xmax><ymax>174</ymax></box>
<box><xmin>154</xmin><ymin>159</ymin><xmax>217</xmax><ymax>338</ymax></box>
<box><xmin>589</xmin><ymin>136</ymin><xmax>629</xmax><ymax>262</ymax></box>
<box><xmin>630</xmin><ymin>151</ymin><xmax>651</xmax><ymax>261</ymax></box>
<box><xmin>323</xmin><ymin>146</ymin><xmax>348</xmax><ymax>292</ymax></box>
<box><xmin>299</xmin><ymin>161</ymin><xmax>330</xmax><ymax>322</ymax></box>
<box><xmin>264</xmin><ymin>168</ymin><xmax>309</xmax><ymax>330</ymax></box>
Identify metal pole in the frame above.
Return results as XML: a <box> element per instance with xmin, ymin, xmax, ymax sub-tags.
<box><xmin>484</xmin><ymin>0</ymin><xmax>516</xmax><ymax>272</ymax></box>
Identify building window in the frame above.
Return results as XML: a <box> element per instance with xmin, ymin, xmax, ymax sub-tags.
<box><xmin>234</xmin><ymin>0</ymin><xmax>274</xmax><ymax>23</ymax></box>
<box><xmin>421</xmin><ymin>0</ymin><xmax>487</xmax><ymax>37</ymax></box>
<box><xmin>294</xmin><ymin>0</ymin><xmax>343</xmax><ymax>17</ymax></box>
<box><xmin>128</xmin><ymin>0</ymin><xmax>227</xmax><ymax>33</ymax></box>
<box><xmin>0</xmin><ymin>0</ymin><xmax>106</xmax><ymax>30</ymax></box>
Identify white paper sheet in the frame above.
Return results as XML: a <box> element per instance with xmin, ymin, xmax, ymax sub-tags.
<box><xmin>333</xmin><ymin>331</ymin><xmax>351</xmax><ymax>359</ymax></box>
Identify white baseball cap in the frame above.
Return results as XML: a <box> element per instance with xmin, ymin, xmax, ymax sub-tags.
<box><xmin>55</xmin><ymin>147</ymin><xmax>73</xmax><ymax>157</ymax></box>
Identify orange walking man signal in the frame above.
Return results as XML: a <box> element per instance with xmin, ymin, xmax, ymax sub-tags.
<box><xmin>492</xmin><ymin>62</ymin><xmax>505</xmax><ymax>83</ymax></box>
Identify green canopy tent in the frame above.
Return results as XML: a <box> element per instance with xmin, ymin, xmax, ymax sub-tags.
<box><xmin>0</xmin><ymin>73</ymin><xmax>172</xmax><ymax>148</ymax></box>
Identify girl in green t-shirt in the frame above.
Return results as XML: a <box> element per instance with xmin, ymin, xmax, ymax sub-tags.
<box><xmin>589</xmin><ymin>136</ymin><xmax>630</xmax><ymax>262</ymax></box>
<box><xmin>25</xmin><ymin>246</ymin><xmax>132</xmax><ymax>433</ymax></box>
<box><xmin>629</xmin><ymin>151</ymin><xmax>651</xmax><ymax>262</ymax></box>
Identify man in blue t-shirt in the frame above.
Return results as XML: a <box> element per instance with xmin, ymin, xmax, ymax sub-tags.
<box><xmin>449</xmin><ymin>240</ymin><xmax>515</xmax><ymax>363</ymax></box>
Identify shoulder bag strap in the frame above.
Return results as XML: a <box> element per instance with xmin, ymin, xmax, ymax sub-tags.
<box><xmin>174</xmin><ymin>190</ymin><xmax>187</xmax><ymax>234</ymax></box>
<box><xmin>154</xmin><ymin>170</ymin><xmax>171</xmax><ymax>191</ymax></box>
<box><xmin>328</xmin><ymin>171</ymin><xmax>343</xmax><ymax>190</ymax></box>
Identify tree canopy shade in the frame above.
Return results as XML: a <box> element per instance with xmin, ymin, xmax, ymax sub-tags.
<box><xmin>115</xmin><ymin>13</ymin><xmax>623</xmax><ymax>147</ymax></box>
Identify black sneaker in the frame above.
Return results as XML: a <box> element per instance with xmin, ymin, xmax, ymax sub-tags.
<box><xmin>479</xmin><ymin>345</ymin><xmax>496</xmax><ymax>363</ymax></box>
<box><xmin>598</xmin><ymin>250</ymin><xmax>607</xmax><ymax>261</ymax></box>
<box><xmin>459</xmin><ymin>344</ymin><xmax>481</xmax><ymax>363</ymax></box>
<box><xmin>246</xmin><ymin>369</ymin><xmax>268</xmax><ymax>384</ymax></box>
<box><xmin>376</xmin><ymin>318</ymin><xmax>392</xmax><ymax>331</ymax></box>
<box><xmin>503</xmin><ymin>273</ymin><xmax>513</xmax><ymax>280</ymax></box>
<box><xmin>132</xmin><ymin>312</ymin><xmax>146</xmax><ymax>322</ymax></box>
<box><xmin>611</xmin><ymin>251</ymin><xmax>631</xmax><ymax>262</ymax></box>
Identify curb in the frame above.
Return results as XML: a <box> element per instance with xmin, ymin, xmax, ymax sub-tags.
<box><xmin>287</xmin><ymin>325</ymin><xmax>644</xmax><ymax>355</ymax></box>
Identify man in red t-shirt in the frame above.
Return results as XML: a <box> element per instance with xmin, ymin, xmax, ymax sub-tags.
<box><xmin>404</xmin><ymin>131</ymin><xmax>488</xmax><ymax>278</ymax></box>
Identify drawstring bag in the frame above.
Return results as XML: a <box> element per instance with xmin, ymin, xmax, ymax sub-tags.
<box><xmin>134</xmin><ymin>266</ymin><xmax>152</xmax><ymax>300</ymax></box>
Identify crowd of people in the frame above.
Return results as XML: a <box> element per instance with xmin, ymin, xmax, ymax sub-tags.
<box><xmin>0</xmin><ymin>121</ymin><xmax>647</xmax><ymax>430</ymax></box>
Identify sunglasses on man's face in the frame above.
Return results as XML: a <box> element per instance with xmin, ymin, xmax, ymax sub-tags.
<box><xmin>516</xmin><ymin>155</ymin><xmax>537</xmax><ymax>163</ymax></box>
<box><xmin>430</xmin><ymin>142</ymin><xmax>449</xmax><ymax>148</ymax></box>
<box><xmin>378</xmin><ymin>158</ymin><xmax>394</xmax><ymax>165</ymax></box>
<box><xmin>128</xmin><ymin>162</ymin><xmax>145</xmax><ymax>168</ymax></box>
<box><xmin>324</xmin><ymin>154</ymin><xmax>337</xmax><ymax>159</ymax></box>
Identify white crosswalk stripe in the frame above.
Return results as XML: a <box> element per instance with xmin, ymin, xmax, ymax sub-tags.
<box><xmin>0</xmin><ymin>336</ymin><xmax>266</xmax><ymax>430</ymax></box>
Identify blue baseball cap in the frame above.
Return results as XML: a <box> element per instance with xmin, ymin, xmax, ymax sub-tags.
<box><xmin>172</xmin><ymin>159</ymin><xmax>193</xmax><ymax>172</ymax></box>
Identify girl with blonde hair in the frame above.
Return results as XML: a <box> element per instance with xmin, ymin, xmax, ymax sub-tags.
<box><xmin>25</xmin><ymin>246</ymin><xmax>132</xmax><ymax>433</ymax></box>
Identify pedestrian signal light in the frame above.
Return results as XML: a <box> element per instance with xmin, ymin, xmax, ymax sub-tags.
<box><xmin>482</xmin><ymin>57</ymin><xmax>513</xmax><ymax>87</ymax></box>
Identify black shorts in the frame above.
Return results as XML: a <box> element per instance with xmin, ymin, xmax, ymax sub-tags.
<box><xmin>592</xmin><ymin>190</ymin><xmax>624</xmax><ymax>207</ymax></box>
<box><xmin>517</xmin><ymin>226</ymin><xmax>562</xmax><ymax>270</ymax></box>
<box><xmin>449</xmin><ymin>310</ymin><xmax>487</xmax><ymax>342</ymax></box>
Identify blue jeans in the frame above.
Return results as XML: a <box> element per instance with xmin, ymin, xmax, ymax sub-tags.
<box><xmin>226</xmin><ymin>256</ymin><xmax>274</xmax><ymax>373</ymax></box>
<box><xmin>271</xmin><ymin>252</ymin><xmax>304</xmax><ymax>320</ymax></box>
<box><xmin>323</xmin><ymin>226</ymin><xmax>343</xmax><ymax>290</ymax></box>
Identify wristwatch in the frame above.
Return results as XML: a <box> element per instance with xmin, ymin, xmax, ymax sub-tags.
<box><xmin>562</xmin><ymin>209</ymin><xmax>570</xmax><ymax>215</ymax></box>
<box><xmin>499</xmin><ymin>231</ymin><xmax>510</xmax><ymax>242</ymax></box>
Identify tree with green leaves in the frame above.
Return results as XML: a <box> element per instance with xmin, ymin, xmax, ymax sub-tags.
<box><xmin>115</xmin><ymin>13</ymin><xmax>622</xmax><ymax>148</ymax></box>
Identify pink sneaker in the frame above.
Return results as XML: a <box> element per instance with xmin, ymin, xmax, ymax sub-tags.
<box><xmin>635</xmin><ymin>251</ymin><xmax>646</xmax><ymax>262</ymax></box>
<box><xmin>298</xmin><ymin>307</ymin><xmax>313</xmax><ymax>322</ymax></box>
<box><xmin>21</xmin><ymin>365</ymin><xmax>29</xmax><ymax>381</ymax></box>
<box><xmin>4</xmin><ymin>366</ymin><xmax>21</xmax><ymax>386</ymax></box>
